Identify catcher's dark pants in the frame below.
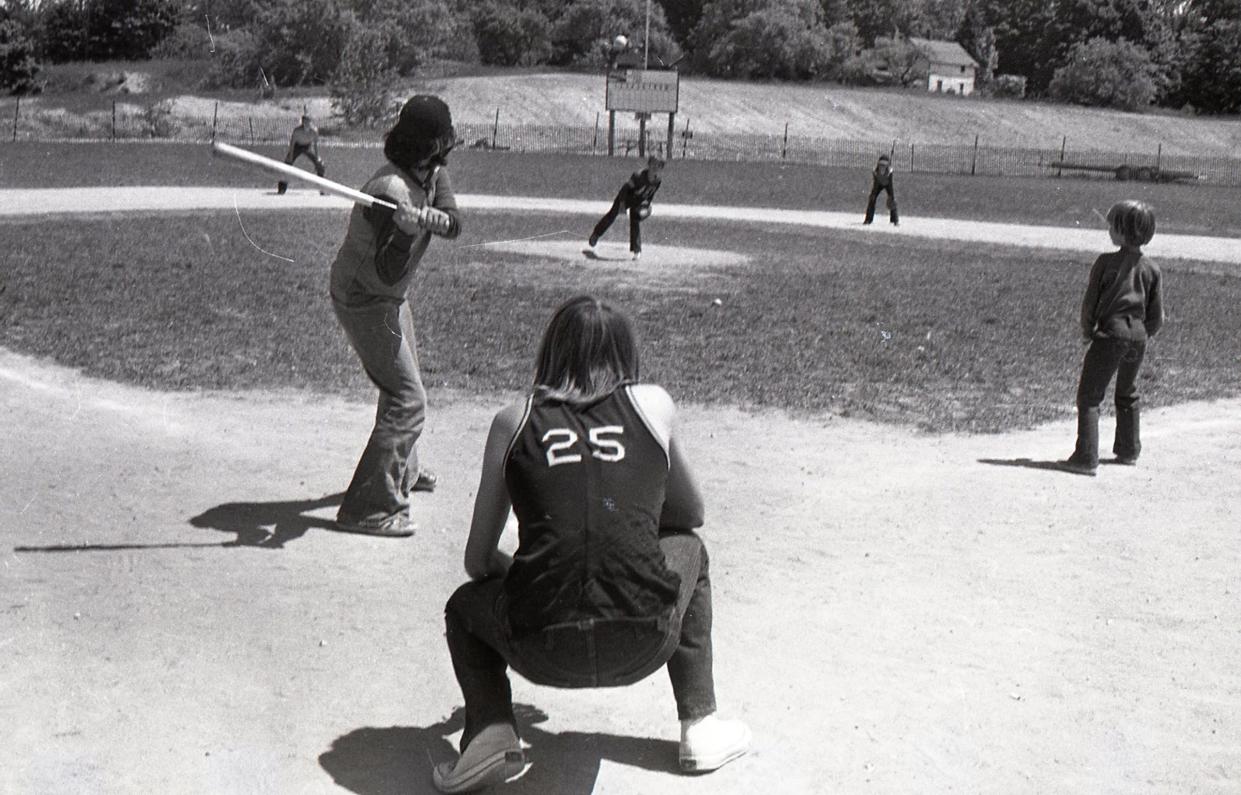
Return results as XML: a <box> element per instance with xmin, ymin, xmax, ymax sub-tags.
<box><xmin>1072</xmin><ymin>329</ymin><xmax>1147</xmax><ymax>467</ymax></box>
<box><xmin>277</xmin><ymin>145</ymin><xmax>326</xmax><ymax>194</ymax></box>
<box><xmin>591</xmin><ymin>190</ymin><xmax>645</xmax><ymax>253</ymax></box>
<box><xmin>864</xmin><ymin>182</ymin><xmax>898</xmax><ymax>224</ymax></box>
<box><xmin>444</xmin><ymin>531</ymin><xmax>716</xmax><ymax>753</ymax></box>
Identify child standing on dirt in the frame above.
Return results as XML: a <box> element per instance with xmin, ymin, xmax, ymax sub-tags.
<box><xmin>863</xmin><ymin>153</ymin><xmax>898</xmax><ymax>226</ymax></box>
<box><xmin>589</xmin><ymin>156</ymin><xmax>665</xmax><ymax>260</ymax></box>
<box><xmin>277</xmin><ymin>114</ymin><xmax>326</xmax><ymax>194</ymax></box>
<box><xmin>432</xmin><ymin>295</ymin><xmax>750</xmax><ymax>793</ymax></box>
<box><xmin>1063</xmin><ymin>200</ymin><xmax>1164</xmax><ymax>476</ymax></box>
<box><xmin>328</xmin><ymin>95</ymin><xmax>460</xmax><ymax>537</ymax></box>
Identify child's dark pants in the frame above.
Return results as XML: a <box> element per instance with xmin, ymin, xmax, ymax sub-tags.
<box><xmin>1073</xmin><ymin>333</ymin><xmax>1146</xmax><ymax>466</ymax></box>
<box><xmin>444</xmin><ymin>531</ymin><xmax>716</xmax><ymax>753</ymax></box>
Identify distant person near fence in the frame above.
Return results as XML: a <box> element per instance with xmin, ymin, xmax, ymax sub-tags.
<box><xmin>277</xmin><ymin>114</ymin><xmax>325</xmax><ymax>195</ymax></box>
<box><xmin>863</xmin><ymin>153</ymin><xmax>898</xmax><ymax>226</ymax></box>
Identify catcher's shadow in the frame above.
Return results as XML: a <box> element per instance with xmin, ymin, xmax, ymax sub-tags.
<box><xmin>188</xmin><ymin>492</ymin><xmax>343</xmax><ymax>548</ymax></box>
<box><xmin>320</xmin><ymin>703</ymin><xmax>679</xmax><ymax>795</ymax></box>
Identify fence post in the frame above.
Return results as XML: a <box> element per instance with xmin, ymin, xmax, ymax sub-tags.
<box><xmin>11</xmin><ymin>97</ymin><xmax>18</xmax><ymax>142</ymax></box>
<box><xmin>211</xmin><ymin>101</ymin><xmax>219</xmax><ymax>142</ymax></box>
<box><xmin>592</xmin><ymin>112</ymin><xmax>599</xmax><ymax>154</ymax></box>
<box><xmin>1057</xmin><ymin>135</ymin><xmax>1066</xmax><ymax>177</ymax></box>
<box><xmin>681</xmin><ymin>116</ymin><xmax>691</xmax><ymax>160</ymax></box>
<box><xmin>249</xmin><ymin>117</ymin><xmax>255</xmax><ymax>145</ymax></box>
<box><xmin>971</xmin><ymin>133</ymin><xmax>979</xmax><ymax>175</ymax></box>
<box><xmin>491</xmin><ymin>107</ymin><xmax>499</xmax><ymax>150</ymax></box>
<box><xmin>782</xmin><ymin>122</ymin><xmax>789</xmax><ymax>159</ymax></box>
<box><xmin>910</xmin><ymin>142</ymin><xmax>915</xmax><ymax>173</ymax></box>
<box><xmin>111</xmin><ymin>101</ymin><xmax>116</xmax><ymax>141</ymax></box>
<box><xmin>1156</xmin><ymin>142</ymin><xmax>1162</xmax><ymax>171</ymax></box>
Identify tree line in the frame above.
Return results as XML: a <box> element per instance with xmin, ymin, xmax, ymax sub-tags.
<box><xmin>2</xmin><ymin>0</ymin><xmax>1239</xmax><ymax>116</ymax></box>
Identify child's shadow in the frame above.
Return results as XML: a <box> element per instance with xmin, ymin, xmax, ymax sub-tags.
<box><xmin>320</xmin><ymin>703</ymin><xmax>679</xmax><ymax>795</ymax></box>
<box><xmin>188</xmin><ymin>492</ymin><xmax>343</xmax><ymax>548</ymax></box>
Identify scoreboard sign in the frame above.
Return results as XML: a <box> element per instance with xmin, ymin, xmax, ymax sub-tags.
<box><xmin>606</xmin><ymin>69</ymin><xmax>679</xmax><ymax>113</ymax></box>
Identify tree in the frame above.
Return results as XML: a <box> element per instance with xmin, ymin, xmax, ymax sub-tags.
<box><xmin>331</xmin><ymin>24</ymin><xmax>398</xmax><ymax>126</ymax></box>
<box><xmin>0</xmin><ymin>16</ymin><xmax>41</xmax><ymax>94</ymax></box>
<box><xmin>250</xmin><ymin>0</ymin><xmax>354</xmax><ymax>86</ymax></box>
<box><xmin>658</xmin><ymin>0</ymin><xmax>709</xmax><ymax>46</ymax></box>
<box><xmin>1047</xmin><ymin>36</ymin><xmax>1157</xmax><ymax>110</ymax></box>
<box><xmin>353</xmin><ymin>0</ymin><xmax>458</xmax><ymax>75</ymax></box>
<box><xmin>473</xmin><ymin>3</ymin><xmax>553</xmax><ymax>66</ymax></box>
<box><xmin>1176</xmin><ymin>12</ymin><xmax>1241</xmax><ymax>112</ymax></box>
<box><xmin>550</xmin><ymin>0</ymin><xmax>680</xmax><ymax>67</ymax></box>
<box><xmin>39</xmin><ymin>0</ymin><xmax>181</xmax><ymax>62</ymax></box>
<box><xmin>692</xmin><ymin>0</ymin><xmax>828</xmax><ymax>74</ymax></box>
<box><xmin>702</xmin><ymin>4</ymin><xmax>834</xmax><ymax>78</ymax></box>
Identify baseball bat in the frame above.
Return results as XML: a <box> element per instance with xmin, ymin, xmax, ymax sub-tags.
<box><xmin>210</xmin><ymin>140</ymin><xmax>397</xmax><ymax>211</ymax></box>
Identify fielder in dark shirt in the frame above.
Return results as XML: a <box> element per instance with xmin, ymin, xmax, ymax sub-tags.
<box><xmin>863</xmin><ymin>154</ymin><xmax>898</xmax><ymax>225</ymax></box>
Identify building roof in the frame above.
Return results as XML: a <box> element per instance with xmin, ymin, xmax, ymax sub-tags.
<box><xmin>909</xmin><ymin>38</ymin><xmax>978</xmax><ymax>68</ymax></box>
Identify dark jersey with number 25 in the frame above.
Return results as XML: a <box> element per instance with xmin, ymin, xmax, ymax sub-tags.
<box><xmin>502</xmin><ymin>385</ymin><xmax>682</xmax><ymax>636</ymax></box>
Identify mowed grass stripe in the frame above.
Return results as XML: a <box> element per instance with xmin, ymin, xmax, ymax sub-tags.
<box><xmin>1</xmin><ymin>209</ymin><xmax>1237</xmax><ymax>433</ymax></box>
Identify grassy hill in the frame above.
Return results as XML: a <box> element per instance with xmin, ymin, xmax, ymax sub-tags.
<box><xmin>7</xmin><ymin>60</ymin><xmax>1241</xmax><ymax>158</ymax></box>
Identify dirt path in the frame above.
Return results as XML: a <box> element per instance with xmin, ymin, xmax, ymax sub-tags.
<box><xmin>3</xmin><ymin>186</ymin><xmax>1241</xmax><ymax>265</ymax></box>
<box><xmin>3</xmin><ymin>189</ymin><xmax>1240</xmax><ymax>794</ymax></box>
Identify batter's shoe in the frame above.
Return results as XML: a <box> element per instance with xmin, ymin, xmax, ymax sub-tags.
<box><xmin>412</xmin><ymin>468</ymin><xmax>438</xmax><ymax>493</ymax></box>
<box><xmin>432</xmin><ymin>724</ymin><xmax>526</xmax><ymax>793</ymax></box>
<box><xmin>679</xmin><ymin>715</ymin><xmax>751</xmax><ymax>774</ymax></box>
<box><xmin>632</xmin><ymin>251</ymin><xmax>641</xmax><ymax>260</ymax></box>
<box><xmin>335</xmin><ymin>512</ymin><xmax>416</xmax><ymax>538</ymax></box>
<box><xmin>1112</xmin><ymin>455</ymin><xmax>1138</xmax><ymax>466</ymax></box>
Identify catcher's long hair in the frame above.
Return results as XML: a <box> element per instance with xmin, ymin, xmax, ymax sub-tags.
<box><xmin>533</xmin><ymin>296</ymin><xmax>639</xmax><ymax>406</ymax></box>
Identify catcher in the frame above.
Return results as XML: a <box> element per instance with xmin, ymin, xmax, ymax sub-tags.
<box><xmin>589</xmin><ymin>155</ymin><xmax>665</xmax><ymax>260</ymax></box>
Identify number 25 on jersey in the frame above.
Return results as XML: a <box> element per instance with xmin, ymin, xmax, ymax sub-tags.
<box><xmin>542</xmin><ymin>426</ymin><xmax>626</xmax><ymax>467</ymax></box>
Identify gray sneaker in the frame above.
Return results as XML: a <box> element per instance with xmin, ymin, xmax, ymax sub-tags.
<box><xmin>335</xmin><ymin>512</ymin><xmax>416</xmax><ymax>537</ymax></box>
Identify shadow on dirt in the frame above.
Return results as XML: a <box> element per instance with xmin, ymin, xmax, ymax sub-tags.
<box><xmin>188</xmin><ymin>492</ymin><xmax>344</xmax><ymax>548</ymax></box>
<box><xmin>978</xmin><ymin>458</ymin><xmax>1096</xmax><ymax>476</ymax></box>
<box><xmin>320</xmin><ymin>703</ymin><xmax>679</xmax><ymax>794</ymax></box>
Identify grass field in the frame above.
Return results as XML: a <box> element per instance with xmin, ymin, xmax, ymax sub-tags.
<box><xmin>3</xmin><ymin>159</ymin><xmax>1240</xmax><ymax>433</ymax></box>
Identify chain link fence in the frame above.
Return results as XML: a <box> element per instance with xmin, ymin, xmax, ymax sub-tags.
<box><xmin>5</xmin><ymin>96</ymin><xmax>1241</xmax><ymax>186</ymax></box>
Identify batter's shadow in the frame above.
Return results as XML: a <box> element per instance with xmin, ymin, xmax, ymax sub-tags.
<box><xmin>320</xmin><ymin>703</ymin><xmax>679</xmax><ymax>795</ymax></box>
<box><xmin>188</xmin><ymin>492</ymin><xmax>343</xmax><ymax>548</ymax></box>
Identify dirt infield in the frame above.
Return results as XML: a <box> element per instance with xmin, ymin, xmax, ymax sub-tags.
<box><xmin>3</xmin><ymin>189</ymin><xmax>1240</xmax><ymax>793</ymax></box>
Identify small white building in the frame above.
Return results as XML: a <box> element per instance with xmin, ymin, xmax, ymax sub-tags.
<box><xmin>909</xmin><ymin>37</ymin><xmax>978</xmax><ymax>96</ymax></box>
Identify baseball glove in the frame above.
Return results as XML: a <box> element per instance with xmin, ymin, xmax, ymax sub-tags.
<box><xmin>636</xmin><ymin>204</ymin><xmax>652</xmax><ymax>220</ymax></box>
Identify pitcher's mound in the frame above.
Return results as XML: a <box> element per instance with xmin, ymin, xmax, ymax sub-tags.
<box><xmin>479</xmin><ymin>239</ymin><xmax>749</xmax><ymax>269</ymax></box>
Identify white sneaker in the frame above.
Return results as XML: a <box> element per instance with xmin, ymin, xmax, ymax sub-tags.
<box><xmin>632</xmin><ymin>251</ymin><xmax>641</xmax><ymax>260</ymax></box>
<box><xmin>678</xmin><ymin>714</ymin><xmax>750</xmax><ymax>773</ymax></box>
<box><xmin>432</xmin><ymin>724</ymin><xmax>525</xmax><ymax>793</ymax></box>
